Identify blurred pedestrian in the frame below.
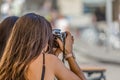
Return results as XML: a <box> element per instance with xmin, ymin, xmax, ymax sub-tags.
<box><xmin>0</xmin><ymin>16</ymin><xmax>18</xmax><ymax>59</ymax></box>
<box><xmin>55</xmin><ymin>13</ymin><xmax>70</xmax><ymax>32</ymax></box>
<box><xmin>11</xmin><ymin>0</ymin><xmax>25</xmax><ymax>16</ymax></box>
<box><xmin>0</xmin><ymin>0</ymin><xmax>12</xmax><ymax>19</ymax></box>
<box><xmin>46</xmin><ymin>9</ymin><xmax>58</xmax><ymax>29</ymax></box>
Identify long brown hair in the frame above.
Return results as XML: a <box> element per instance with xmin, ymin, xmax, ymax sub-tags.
<box><xmin>0</xmin><ymin>16</ymin><xmax>19</xmax><ymax>59</ymax></box>
<box><xmin>0</xmin><ymin>13</ymin><xmax>53</xmax><ymax>80</ymax></box>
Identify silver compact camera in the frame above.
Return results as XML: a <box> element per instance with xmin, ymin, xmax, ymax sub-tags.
<box><xmin>52</xmin><ymin>29</ymin><xmax>66</xmax><ymax>48</ymax></box>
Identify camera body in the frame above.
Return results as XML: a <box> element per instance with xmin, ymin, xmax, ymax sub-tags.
<box><xmin>52</xmin><ymin>29</ymin><xmax>66</xmax><ymax>48</ymax></box>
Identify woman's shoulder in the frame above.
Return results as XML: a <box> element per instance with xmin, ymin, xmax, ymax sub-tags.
<box><xmin>45</xmin><ymin>54</ymin><xmax>60</xmax><ymax>63</ymax></box>
<box><xmin>45</xmin><ymin>53</ymin><xmax>66</xmax><ymax>74</ymax></box>
<box><xmin>45</xmin><ymin>54</ymin><xmax>63</xmax><ymax>74</ymax></box>
<box><xmin>45</xmin><ymin>53</ymin><xmax>66</xmax><ymax>68</ymax></box>
<box><xmin>45</xmin><ymin>53</ymin><xmax>64</xmax><ymax>67</ymax></box>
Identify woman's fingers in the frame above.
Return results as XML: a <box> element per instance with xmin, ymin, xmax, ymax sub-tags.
<box><xmin>65</xmin><ymin>32</ymin><xmax>73</xmax><ymax>43</ymax></box>
<box><xmin>56</xmin><ymin>38</ymin><xmax>63</xmax><ymax>50</ymax></box>
<box><xmin>55</xmin><ymin>31</ymin><xmax>74</xmax><ymax>54</ymax></box>
<box><xmin>71</xmin><ymin>36</ymin><xmax>74</xmax><ymax>44</ymax></box>
<box><xmin>53</xmin><ymin>48</ymin><xmax>62</xmax><ymax>56</ymax></box>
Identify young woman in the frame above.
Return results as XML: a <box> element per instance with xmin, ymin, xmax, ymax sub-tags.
<box><xmin>0</xmin><ymin>13</ymin><xmax>86</xmax><ymax>80</ymax></box>
<box><xmin>0</xmin><ymin>16</ymin><xmax>19</xmax><ymax>59</ymax></box>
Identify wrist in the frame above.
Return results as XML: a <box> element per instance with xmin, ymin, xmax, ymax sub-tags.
<box><xmin>65</xmin><ymin>52</ymin><xmax>75</xmax><ymax>60</ymax></box>
<box><xmin>65</xmin><ymin>50</ymin><xmax>73</xmax><ymax>55</ymax></box>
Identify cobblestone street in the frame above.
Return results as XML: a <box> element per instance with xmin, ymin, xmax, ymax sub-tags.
<box><xmin>73</xmin><ymin>36</ymin><xmax>120</xmax><ymax>80</ymax></box>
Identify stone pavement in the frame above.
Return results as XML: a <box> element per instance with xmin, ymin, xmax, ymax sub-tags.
<box><xmin>72</xmin><ymin>38</ymin><xmax>120</xmax><ymax>80</ymax></box>
<box><xmin>73</xmin><ymin>38</ymin><xmax>120</xmax><ymax>65</ymax></box>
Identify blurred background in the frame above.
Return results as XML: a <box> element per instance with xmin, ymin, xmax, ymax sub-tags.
<box><xmin>0</xmin><ymin>0</ymin><xmax>120</xmax><ymax>80</ymax></box>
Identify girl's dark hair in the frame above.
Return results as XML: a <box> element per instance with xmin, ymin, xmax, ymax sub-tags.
<box><xmin>0</xmin><ymin>13</ymin><xmax>53</xmax><ymax>80</ymax></box>
<box><xmin>0</xmin><ymin>16</ymin><xmax>19</xmax><ymax>59</ymax></box>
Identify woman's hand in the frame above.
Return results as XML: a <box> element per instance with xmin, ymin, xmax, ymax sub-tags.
<box><xmin>56</xmin><ymin>31</ymin><xmax>74</xmax><ymax>55</ymax></box>
<box><xmin>52</xmin><ymin>48</ymin><xmax>62</xmax><ymax>56</ymax></box>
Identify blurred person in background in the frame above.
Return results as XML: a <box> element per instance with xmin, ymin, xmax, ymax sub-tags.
<box><xmin>0</xmin><ymin>13</ymin><xmax>86</xmax><ymax>80</ymax></box>
<box><xmin>0</xmin><ymin>0</ymin><xmax>13</xmax><ymax>19</ymax></box>
<box><xmin>11</xmin><ymin>0</ymin><xmax>25</xmax><ymax>16</ymax></box>
<box><xmin>94</xmin><ymin>7</ymin><xmax>106</xmax><ymax>22</ymax></box>
<box><xmin>55</xmin><ymin>13</ymin><xmax>70</xmax><ymax>32</ymax></box>
<box><xmin>46</xmin><ymin>9</ymin><xmax>58</xmax><ymax>28</ymax></box>
<box><xmin>0</xmin><ymin>16</ymin><xmax>18</xmax><ymax>60</ymax></box>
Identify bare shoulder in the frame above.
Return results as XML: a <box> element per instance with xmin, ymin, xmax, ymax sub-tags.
<box><xmin>45</xmin><ymin>54</ymin><xmax>81</xmax><ymax>80</ymax></box>
<box><xmin>45</xmin><ymin>54</ymin><xmax>63</xmax><ymax>73</ymax></box>
<box><xmin>45</xmin><ymin>54</ymin><xmax>66</xmax><ymax>73</ymax></box>
<box><xmin>45</xmin><ymin>53</ymin><xmax>65</xmax><ymax>69</ymax></box>
<box><xmin>45</xmin><ymin>54</ymin><xmax>61</xmax><ymax>64</ymax></box>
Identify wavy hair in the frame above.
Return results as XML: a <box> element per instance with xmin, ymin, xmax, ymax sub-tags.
<box><xmin>0</xmin><ymin>13</ymin><xmax>53</xmax><ymax>80</ymax></box>
<box><xmin>0</xmin><ymin>16</ymin><xmax>18</xmax><ymax>59</ymax></box>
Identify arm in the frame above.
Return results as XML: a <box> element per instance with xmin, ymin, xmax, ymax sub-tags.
<box><xmin>66</xmin><ymin>54</ymin><xmax>86</xmax><ymax>80</ymax></box>
<box><xmin>52</xmin><ymin>55</ymin><xmax>81</xmax><ymax>80</ymax></box>
<box><xmin>56</xmin><ymin>31</ymin><xmax>86</xmax><ymax>80</ymax></box>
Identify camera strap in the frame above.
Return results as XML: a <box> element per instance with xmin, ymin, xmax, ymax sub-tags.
<box><xmin>41</xmin><ymin>52</ymin><xmax>45</xmax><ymax>80</ymax></box>
<box><xmin>62</xmin><ymin>37</ymin><xmax>66</xmax><ymax>63</ymax></box>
